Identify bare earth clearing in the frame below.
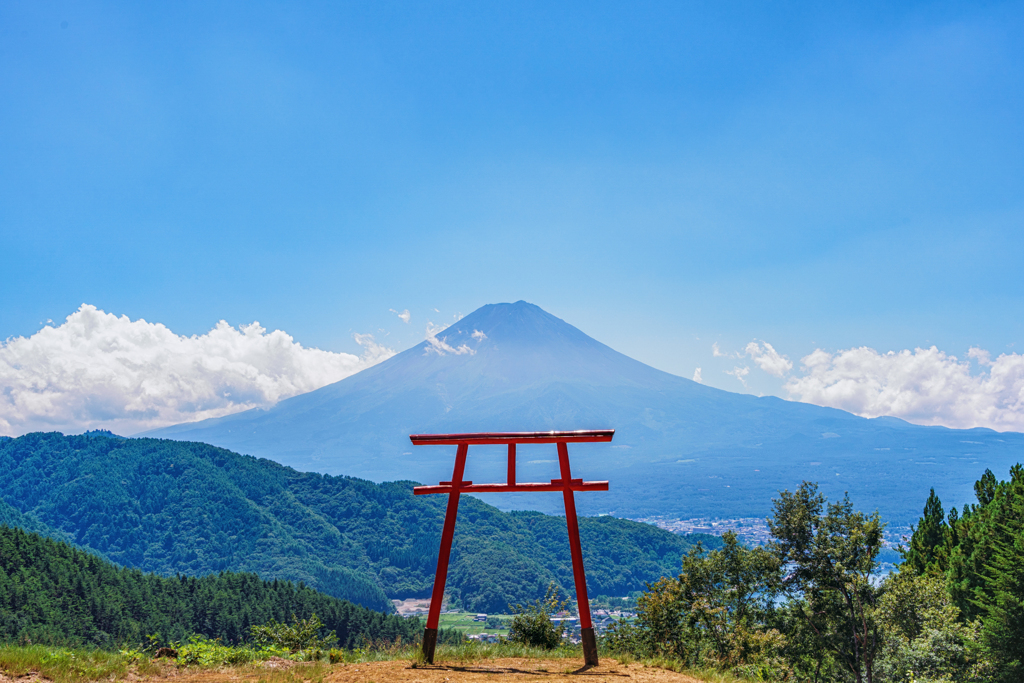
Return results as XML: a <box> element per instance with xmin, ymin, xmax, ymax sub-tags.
<box><xmin>321</xmin><ymin>659</ymin><xmax>701</xmax><ymax>683</ymax></box>
<box><xmin>1</xmin><ymin>659</ymin><xmax>702</xmax><ymax>683</ymax></box>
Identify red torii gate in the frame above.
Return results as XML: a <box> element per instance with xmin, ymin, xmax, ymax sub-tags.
<box><xmin>411</xmin><ymin>429</ymin><xmax>613</xmax><ymax>666</ymax></box>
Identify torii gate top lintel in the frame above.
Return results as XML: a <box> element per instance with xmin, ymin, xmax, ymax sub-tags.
<box><xmin>409</xmin><ymin>429</ymin><xmax>614</xmax><ymax>446</ymax></box>
<box><xmin>411</xmin><ymin>430</ymin><xmax>613</xmax><ymax>495</ymax></box>
<box><xmin>410</xmin><ymin>428</ymin><xmax>611</xmax><ymax>666</ymax></box>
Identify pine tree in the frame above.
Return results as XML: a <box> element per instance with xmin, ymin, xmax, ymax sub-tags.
<box><xmin>902</xmin><ymin>488</ymin><xmax>947</xmax><ymax>575</ymax></box>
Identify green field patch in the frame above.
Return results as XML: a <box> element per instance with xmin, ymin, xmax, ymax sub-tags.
<box><xmin>437</xmin><ymin>612</ymin><xmax>511</xmax><ymax>636</ymax></box>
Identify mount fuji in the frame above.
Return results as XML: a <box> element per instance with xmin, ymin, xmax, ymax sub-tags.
<box><xmin>145</xmin><ymin>302</ymin><xmax>1024</xmax><ymax>523</ymax></box>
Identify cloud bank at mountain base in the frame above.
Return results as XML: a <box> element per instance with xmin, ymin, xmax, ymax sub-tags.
<box><xmin>0</xmin><ymin>305</ymin><xmax>393</xmax><ymax>436</ymax></box>
<box><xmin>783</xmin><ymin>345</ymin><xmax>1024</xmax><ymax>431</ymax></box>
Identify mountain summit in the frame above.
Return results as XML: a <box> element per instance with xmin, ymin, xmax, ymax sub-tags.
<box><xmin>147</xmin><ymin>302</ymin><xmax>1024</xmax><ymax>522</ymax></box>
<box><xmin>356</xmin><ymin>300</ymin><xmax>688</xmax><ymax>391</ymax></box>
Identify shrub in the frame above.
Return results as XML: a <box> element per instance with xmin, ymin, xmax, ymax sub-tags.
<box><xmin>506</xmin><ymin>583</ymin><xmax>568</xmax><ymax>649</ymax></box>
<box><xmin>876</xmin><ymin>572</ymin><xmax>993</xmax><ymax>682</ymax></box>
<box><xmin>172</xmin><ymin>635</ymin><xmax>268</xmax><ymax>666</ymax></box>
<box><xmin>249</xmin><ymin>613</ymin><xmax>338</xmax><ymax>655</ymax></box>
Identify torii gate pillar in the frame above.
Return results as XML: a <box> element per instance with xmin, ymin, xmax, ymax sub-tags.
<box><xmin>411</xmin><ymin>430</ymin><xmax>613</xmax><ymax>667</ymax></box>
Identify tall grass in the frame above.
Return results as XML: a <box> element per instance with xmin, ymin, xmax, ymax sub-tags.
<box><xmin>331</xmin><ymin>638</ymin><xmax>587</xmax><ymax>665</ymax></box>
<box><xmin>238</xmin><ymin>661</ymin><xmax>331</xmax><ymax>683</ymax></box>
<box><xmin>635</xmin><ymin>657</ymin><xmax>753</xmax><ymax>682</ymax></box>
<box><xmin>0</xmin><ymin>641</ymin><xmax>755</xmax><ymax>683</ymax></box>
<box><xmin>0</xmin><ymin>644</ymin><xmax>158</xmax><ymax>683</ymax></box>
<box><xmin>429</xmin><ymin>640</ymin><xmax>585</xmax><ymax>662</ymax></box>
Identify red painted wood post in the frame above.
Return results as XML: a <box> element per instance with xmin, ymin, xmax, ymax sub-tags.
<box><xmin>557</xmin><ymin>441</ymin><xmax>598</xmax><ymax>666</ymax></box>
<box><xmin>422</xmin><ymin>443</ymin><xmax>468</xmax><ymax>664</ymax></box>
<box><xmin>411</xmin><ymin>430</ymin><xmax>612</xmax><ymax>666</ymax></box>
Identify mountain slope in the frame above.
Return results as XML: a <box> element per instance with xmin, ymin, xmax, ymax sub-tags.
<box><xmin>146</xmin><ymin>302</ymin><xmax>1024</xmax><ymax>523</ymax></box>
<box><xmin>0</xmin><ymin>432</ymin><xmax>717</xmax><ymax>613</ymax></box>
<box><xmin>0</xmin><ymin>524</ymin><xmax>419</xmax><ymax>647</ymax></box>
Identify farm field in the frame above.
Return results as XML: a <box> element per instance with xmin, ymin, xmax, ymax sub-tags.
<box><xmin>437</xmin><ymin>612</ymin><xmax>511</xmax><ymax>637</ymax></box>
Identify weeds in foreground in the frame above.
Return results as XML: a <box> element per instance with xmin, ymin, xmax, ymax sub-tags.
<box><xmin>0</xmin><ymin>641</ymin><xmax>762</xmax><ymax>683</ymax></box>
<box><xmin>174</xmin><ymin>634</ymin><xmax>285</xmax><ymax>665</ymax></box>
<box><xmin>415</xmin><ymin>643</ymin><xmax>759</xmax><ymax>681</ymax></box>
<box><xmin>427</xmin><ymin>640</ymin><xmax>584</xmax><ymax>663</ymax></box>
<box><xmin>0</xmin><ymin>644</ymin><xmax>157</xmax><ymax>683</ymax></box>
<box><xmin>244</xmin><ymin>661</ymin><xmax>331</xmax><ymax>683</ymax></box>
<box><xmin>650</xmin><ymin>661</ymin><xmax>751</xmax><ymax>682</ymax></box>
<box><xmin>250</xmin><ymin>613</ymin><xmax>337</xmax><ymax>655</ymax></box>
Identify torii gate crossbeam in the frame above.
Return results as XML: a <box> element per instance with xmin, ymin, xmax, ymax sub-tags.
<box><xmin>411</xmin><ymin>430</ymin><xmax>613</xmax><ymax>666</ymax></box>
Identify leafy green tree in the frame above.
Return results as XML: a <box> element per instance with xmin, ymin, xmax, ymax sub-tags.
<box><xmin>768</xmin><ymin>482</ymin><xmax>885</xmax><ymax>683</ymax></box>
<box><xmin>622</xmin><ymin>532</ymin><xmax>786</xmax><ymax>677</ymax></box>
<box><xmin>249</xmin><ymin>613</ymin><xmax>338</xmax><ymax>654</ymax></box>
<box><xmin>506</xmin><ymin>582</ymin><xmax>568</xmax><ymax>649</ymax></box>
<box><xmin>876</xmin><ymin>571</ymin><xmax>991</xmax><ymax>682</ymax></box>
<box><xmin>773</xmin><ymin>598</ymin><xmax>841</xmax><ymax>683</ymax></box>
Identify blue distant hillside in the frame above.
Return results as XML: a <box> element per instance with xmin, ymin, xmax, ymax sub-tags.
<box><xmin>145</xmin><ymin>301</ymin><xmax>1024</xmax><ymax>523</ymax></box>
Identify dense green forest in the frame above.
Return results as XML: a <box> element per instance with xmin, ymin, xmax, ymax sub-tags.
<box><xmin>0</xmin><ymin>498</ymin><xmax>66</xmax><ymax>541</ymax></box>
<box><xmin>605</xmin><ymin>465</ymin><xmax>1024</xmax><ymax>683</ymax></box>
<box><xmin>901</xmin><ymin>465</ymin><xmax>1024</xmax><ymax>682</ymax></box>
<box><xmin>0</xmin><ymin>524</ymin><xmax>419</xmax><ymax>648</ymax></box>
<box><xmin>0</xmin><ymin>432</ymin><xmax>718</xmax><ymax>613</ymax></box>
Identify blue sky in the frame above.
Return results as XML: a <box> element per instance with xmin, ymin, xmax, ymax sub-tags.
<box><xmin>2</xmin><ymin>0</ymin><xmax>1023</xmax><ymax>423</ymax></box>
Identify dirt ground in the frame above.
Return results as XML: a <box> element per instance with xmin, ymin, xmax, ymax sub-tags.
<box><xmin>125</xmin><ymin>658</ymin><xmax>701</xmax><ymax>683</ymax></box>
<box><xmin>0</xmin><ymin>657</ymin><xmax>705</xmax><ymax>683</ymax></box>
<box><xmin>322</xmin><ymin>659</ymin><xmax>702</xmax><ymax>683</ymax></box>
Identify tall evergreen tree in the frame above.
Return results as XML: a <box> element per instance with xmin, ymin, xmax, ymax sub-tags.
<box><xmin>975</xmin><ymin>469</ymin><xmax>997</xmax><ymax>507</ymax></box>
<box><xmin>899</xmin><ymin>465</ymin><xmax>1024</xmax><ymax>682</ymax></box>
<box><xmin>902</xmin><ymin>488</ymin><xmax>947</xmax><ymax>575</ymax></box>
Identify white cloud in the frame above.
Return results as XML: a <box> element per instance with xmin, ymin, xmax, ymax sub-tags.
<box><xmin>423</xmin><ymin>322</ymin><xmax>475</xmax><ymax>357</ymax></box>
<box><xmin>744</xmin><ymin>340</ymin><xmax>793</xmax><ymax>378</ymax></box>
<box><xmin>390</xmin><ymin>308</ymin><xmax>411</xmax><ymax>324</ymax></box>
<box><xmin>471</xmin><ymin>330</ymin><xmax>487</xmax><ymax>341</ymax></box>
<box><xmin>968</xmin><ymin>347</ymin><xmax>992</xmax><ymax>366</ymax></box>
<box><xmin>0</xmin><ymin>304</ymin><xmax>394</xmax><ymax>436</ymax></box>
<box><xmin>693</xmin><ymin>367</ymin><xmax>703</xmax><ymax>383</ymax></box>
<box><xmin>425</xmin><ymin>321</ymin><xmax>448</xmax><ymax>338</ymax></box>
<box><xmin>785</xmin><ymin>345</ymin><xmax>1024</xmax><ymax>431</ymax></box>
<box><xmin>712</xmin><ymin>342</ymin><xmax>726</xmax><ymax>357</ymax></box>
<box><xmin>726</xmin><ymin>366</ymin><xmax>750</xmax><ymax>387</ymax></box>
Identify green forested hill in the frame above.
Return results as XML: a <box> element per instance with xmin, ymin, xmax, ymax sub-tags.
<box><xmin>0</xmin><ymin>498</ymin><xmax>68</xmax><ymax>542</ymax></box>
<box><xmin>0</xmin><ymin>433</ymin><xmax>717</xmax><ymax>613</ymax></box>
<box><xmin>0</xmin><ymin>524</ymin><xmax>419</xmax><ymax>647</ymax></box>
